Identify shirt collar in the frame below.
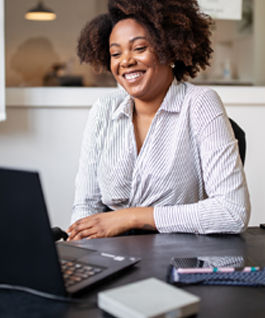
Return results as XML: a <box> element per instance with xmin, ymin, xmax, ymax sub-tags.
<box><xmin>112</xmin><ymin>79</ymin><xmax>186</xmax><ymax>120</ymax></box>
<box><xmin>111</xmin><ymin>92</ymin><xmax>133</xmax><ymax>120</ymax></box>
<box><xmin>158</xmin><ymin>79</ymin><xmax>186</xmax><ymax>113</ymax></box>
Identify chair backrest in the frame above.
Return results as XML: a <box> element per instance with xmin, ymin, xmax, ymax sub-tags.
<box><xmin>229</xmin><ymin>118</ymin><xmax>246</xmax><ymax>165</ymax></box>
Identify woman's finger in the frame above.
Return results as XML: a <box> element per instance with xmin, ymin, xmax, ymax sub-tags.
<box><xmin>68</xmin><ymin>222</ymin><xmax>95</xmax><ymax>240</ymax></box>
<box><xmin>67</xmin><ymin>213</ymin><xmax>102</xmax><ymax>233</ymax></box>
<box><xmin>67</xmin><ymin>217</ymin><xmax>89</xmax><ymax>233</ymax></box>
<box><xmin>69</xmin><ymin>227</ymin><xmax>98</xmax><ymax>241</ymax></box>
<box><xmin>67</xmin><ymin>217</ymin><xmax>94</xmax><ymax>237</ymax></box>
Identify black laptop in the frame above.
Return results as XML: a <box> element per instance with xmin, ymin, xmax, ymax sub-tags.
<box><xmin>0</xmin><ymin>167</ymin><xmax>139</xmax><ymax>296</ymax></box>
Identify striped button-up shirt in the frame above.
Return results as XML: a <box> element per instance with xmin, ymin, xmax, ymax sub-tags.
<box><xmin>71</xmin><ymin>81</ymin><xmax>250</xmax><ymax>234</ymax></box>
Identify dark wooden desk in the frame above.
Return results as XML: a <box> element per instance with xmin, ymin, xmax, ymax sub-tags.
<box><xmin>1</xmin><ymin>227</ymin><xmax>265</xmax><ymax>318</ymax></box>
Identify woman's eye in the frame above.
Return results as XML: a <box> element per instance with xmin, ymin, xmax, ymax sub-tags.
<box><xmin>110</xmin><ymin>52</ymin><xmax>121</xmax><ymax>58</ymax></box>
<box><xmin>134</xmin><ymin>46</ymin><xmax>147</xmax><ymax>52</ymax></box>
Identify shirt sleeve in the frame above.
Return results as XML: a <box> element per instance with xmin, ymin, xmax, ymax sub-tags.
<box><xmin>154</xmin><ymin>88</ymin><xmax>251</xmax><ymax>234</ymax></box>
<box><xmin>71</xmin><ymin>99</ymin><xmax>107</xmax><ymax>225</ymax></box>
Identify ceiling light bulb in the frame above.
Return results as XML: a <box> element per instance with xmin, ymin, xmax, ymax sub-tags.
<box><xmin>25</xmin><ymin>1</ymin><xmax>56</xmax><ymax>21</ymax></box>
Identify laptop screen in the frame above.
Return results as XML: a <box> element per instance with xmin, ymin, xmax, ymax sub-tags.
<box><xmin>0</xmin><ymin>168</ymin><xmax>66</xmax><ymax>296</ymax></box>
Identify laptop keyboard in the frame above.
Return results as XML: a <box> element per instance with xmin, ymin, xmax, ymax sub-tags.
<box><xmin>61</xmin><ymin>259</ymin><xmax>103</xmax><ymax>288</ymax></box>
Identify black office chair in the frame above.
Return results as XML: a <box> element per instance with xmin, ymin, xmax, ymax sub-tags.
<box><xmin>229</xmin><ymin>118</ymin><xmax>246</xmax><ymax>165</ymax></box>
<box><xmin>52</xmin><ymin>227</ymin><xmax>68</xmax><ymax>241</ymax></box>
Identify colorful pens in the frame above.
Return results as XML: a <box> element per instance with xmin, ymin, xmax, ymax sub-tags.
<box><xmin>241</xmin><ymin>266</ymin><xmax>260</xmax><ymax>272</ymax></box>
<box><xmin>176</xmin><ymin>266</ymin><xmax>260</xmax><ymax>274</ymax></box>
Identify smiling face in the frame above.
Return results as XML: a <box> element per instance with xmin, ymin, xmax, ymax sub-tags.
<box><xmin>109</xmin><ymin>18</ymin><xmax>173</xmax><ymax>103</ymax></box>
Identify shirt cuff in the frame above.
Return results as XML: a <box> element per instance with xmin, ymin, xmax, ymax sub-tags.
<box><xmin>70</xmin><ymin>207</ymin><xmax>93</xmax><ymax>225</ymax></box>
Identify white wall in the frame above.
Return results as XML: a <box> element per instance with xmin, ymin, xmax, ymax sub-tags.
<box><xmin>0</xmin><ymin>106</ymin><xmax>89</xmax><ymax>229</ymax></box>
<box><xmin>0</xmin><ymin>100</ymin><xmax>264</xmax><ymax>230</ymax></box>
<box><xmin>0</xmin><ymin>0</ymin><xmax>6</xmax><ymax>121</ymax></box>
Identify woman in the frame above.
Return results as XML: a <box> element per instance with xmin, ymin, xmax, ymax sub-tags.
<box><xmin>67</xmin><ymin>0</ymin><xmax>250</xmax><ymax>240</ymax></box>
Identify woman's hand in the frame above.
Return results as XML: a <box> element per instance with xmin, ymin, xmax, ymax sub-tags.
<box><xmin>67</xmin><ymin>209</ymin><xmax>132</xmax><ymax>240</ymax></box>
<box><xmin>67</xmin><ymin>207</ymin><xmax>155</xmax><ymax>240</ymax></box>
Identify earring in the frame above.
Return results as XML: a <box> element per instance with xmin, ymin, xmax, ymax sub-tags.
<box><xmin>170</xmin><ymin>62</ymin><xmax>175</xmax><ymax>69</ymax></box>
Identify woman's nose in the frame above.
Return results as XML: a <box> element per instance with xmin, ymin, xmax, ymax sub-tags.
<box><xmin>120</xmin><ymin>52</ymin><xmax>136</xmax><ymax>68</ymax></box>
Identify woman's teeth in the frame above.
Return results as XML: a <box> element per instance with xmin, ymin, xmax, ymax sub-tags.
<box><xmin>124</xmin><ymin>72</ymin><xmax>143</xmax><ymax>80</ymax></box>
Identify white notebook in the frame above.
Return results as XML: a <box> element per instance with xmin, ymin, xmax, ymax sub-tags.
<box><xmin>98</xmin><ymin>277</ymin><xmax>200</xmax><ymax>318</ymax></box>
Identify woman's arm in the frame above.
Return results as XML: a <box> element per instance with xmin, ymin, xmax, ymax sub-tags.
<box><xmin>67</xmin><ymin>207</ymin><xmax>155</xmax><ymax>240</ymax></box>
<box><xmin>154</xmin><ymin>89</ymin><xmax>250</xmax><ymax>234</ymax></box>
<box><xmin>71</xmin><ymin>99</ymin><xmax>109</xmax><ymax>225</ymax></box>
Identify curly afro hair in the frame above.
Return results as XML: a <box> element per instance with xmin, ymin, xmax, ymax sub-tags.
<box><xmin>77</xmin><ymin>0</ymin><xmax>213</xmax><ymax>81</ymax></box>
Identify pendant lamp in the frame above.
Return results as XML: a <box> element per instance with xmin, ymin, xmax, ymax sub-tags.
<box><xmin>25</xmin><ymin>1</ymin><xmax>56</xmax><ymax>21</ymax></box>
